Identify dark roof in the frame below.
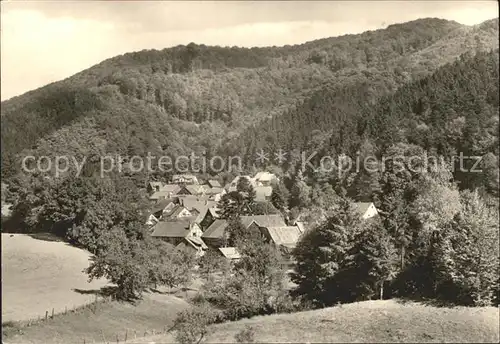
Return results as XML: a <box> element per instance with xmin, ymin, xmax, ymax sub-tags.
<box><xmin>240</xmin><ymin>214</ymin><xmax>286</xmax><ymax>228</ymax></box>
<box><xmin>151</xmin><ymin>221</ymin><xmax>191</xmax><ymax>238</ymax></box>
<box><xmin>202</xmin><ymin>219</ymin><xmax>229</xmax><ymax>239</ymax></box>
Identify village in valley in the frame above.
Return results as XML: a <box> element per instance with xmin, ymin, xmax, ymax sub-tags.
<box><xmin>145</xmin><ymin>172</ymin><xmax>378</xmax><ymax>264</ymax></box>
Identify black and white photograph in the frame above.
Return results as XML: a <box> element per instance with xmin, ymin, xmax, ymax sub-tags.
<box><xmin>1</xmin><ymin>1</ymin><xmax>499</xmax><ymax>343</ymax></box>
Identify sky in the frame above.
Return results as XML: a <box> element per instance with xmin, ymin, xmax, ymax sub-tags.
<box><xmin>1</xmin><ymin>1</ymin><xmax>498</xmax><ymax>101</ymax></box>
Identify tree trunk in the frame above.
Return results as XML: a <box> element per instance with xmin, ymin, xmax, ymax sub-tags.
<box><xmin>380</xmin><ymin>282</ymin><xmax>384</xmax><ymax>300</ymax></box>
<box><xmin>400</xmin><ymin>245</ymin><xmax>405</xmax><ymax>270</ymax></box>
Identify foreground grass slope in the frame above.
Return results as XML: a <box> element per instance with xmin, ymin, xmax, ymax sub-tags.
<box><xmin>1</xmin><ymin>233</ymin><xmax>108</xmax><ymax>322</ymax></box>
<box><xmin>142</xmin><ymin>300</ymin><xmax>499</xmax><ymax>343</ymax></box>
<box><xmin>2</xmin><ymin>293</ymin><xmax>190</xmax><ymax>344</ymax></box>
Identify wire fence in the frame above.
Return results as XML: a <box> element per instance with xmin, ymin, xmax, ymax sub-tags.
<box><xmin>4</xmin><ymin>294</ymin><xmax>177</xmax><ymax>344</ymax></box>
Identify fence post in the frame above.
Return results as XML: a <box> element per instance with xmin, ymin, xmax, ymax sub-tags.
<box><xmin>45</xmin><ymin>311</ymin><xmax>48</xmax><ymax>321</ymax></box>
<box><xmin>52</xmin><ymin>308</ymin><xmax>54</xmax><ymax>318</ymax></box>
<box><xmin>94</xmin><ymin>294</ymin><xmax>98</xmax><ymax>313</ymax></box>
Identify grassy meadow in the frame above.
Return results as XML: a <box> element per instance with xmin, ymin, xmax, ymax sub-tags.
<box><xmin>1</xmin><ymin>233</ymin><xmax>108</xmax><ymax>322</ymax></box>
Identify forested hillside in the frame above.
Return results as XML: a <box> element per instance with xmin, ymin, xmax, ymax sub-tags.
<box><xmin>1</xmin><ymin>18</ymin><xmax>498</xmax><ymax>180</ymax></box>
<box><xmin>234</xmin><ymin>49</ymin><xmax>499</xmax><ymax>195</ymax></box>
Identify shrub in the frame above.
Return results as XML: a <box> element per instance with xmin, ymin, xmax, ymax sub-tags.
<box><xmin>235</xmin><ymin>325</ymin><xmax>255</xmax><ymax>343</ymax></box>
<box><xmin>173</xmin><ymin>305</ymin><xmax>218</xmax><ymax>344</ymax></box>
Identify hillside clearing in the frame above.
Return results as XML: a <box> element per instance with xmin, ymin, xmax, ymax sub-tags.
<box><xmin>1</xmin><ymin>233</ymin><xmax>108</xmax><ymax>322</ymax></box>
<box><xmin>141</xmin><ymin>300</ymin><xmax>499</xmax><ymax>343</ymax></box>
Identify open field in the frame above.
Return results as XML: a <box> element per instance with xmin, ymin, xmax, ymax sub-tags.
<box><xmin>1</xmin><ymin>233</ymin><xmax>109</xmax><ymax>322</ymax></box>
<box><xmin>140</xmin><ymin>300</ymin><xmax>499</xmax><ymax>343</ymax></box>
<box><xmin>2</xmin><ymin>292</ymin><xmax>190</xmax><ymax>344</ymax></box>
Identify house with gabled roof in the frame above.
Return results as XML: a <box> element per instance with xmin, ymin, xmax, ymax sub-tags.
<box><xmin>201</xmin><ymin>214</ymin><xmax>287</xmax><ymax>248</ymax></box>
<box><xmin>146</xmin><ymin>213</ymin><xmax>160</xmax><ymax>227</ymax></box>
<box><xmin>218</xmin><ymin>247</ymin><xmax>241</xmax><ymax>261</ymax></box>
<box><xmin>354</xmin><ymin>202</ymin><xmax>379</xmax><ymax>219</ymax></box>
<box><xmin>206</xmin><ymin>179</ymin><xmax>222</xmax><ymax>188</ymax></box>
<box><xmin>177</xmin><ymin>184</ymin><xmax>206</xmax><ymax>196</ymax></box>
<box><xmin>1</xmin><ymin>202</ymin><xmax>13</xmax><ymax>218</ymax></box>
<box><xmin>149</xmin><ymin>184</ymin><xmax>182</xmax><ymax>201</ymax></box>
<box><xmin>204</xmin><ymin>187</ymin><xmax>226</xmax><ymax>201</ymax></box>
<box><xmin>198</xmin><ymin>207</ymin><xmax>219</xmax><ymax>230</ymax></box>
<box><xmin>163</xmin><ymin>204</ymin><xmax>193</xmax><ymax>221</ymax></box>
<box><xmin>295</xmin><ymin>221</ymin><xmax>306</xmax><ymax>234</ymax></box>
<box><xmin>179</xmin><ymin>195</ymin><xmax>217</xmax><ymax>213</ymax></box>
<box><xmin>172</xmin><ymin>174</ymin><xmax>199</xmax><ymax>185</ymax></box>
<box><xmin>289</xmin><ymin>202</ymin><xmax>379</xmax><ymax>238</ymax></box>
<box><xmin>262</xmin><ymin>226</ymin><xmax>303</xmax><ymax>248</ymax></box>
<box><xmin>227</xmin><ymin>175</ymin><xmax>256</xmax><ymax>190</ymax></box>
<box><xmin>150</xmin><ymin>218</ymin><xmax>202</xmax><ymax>246</ymax></box>
<box><xmin>177</xmin><ymin>236</ymin><xmax>208</xmax><ymax>258</ymax></box>
<box><xmin>253</xmin><ymin>171</ymin><xmax>278</xmax><ymax>186</ymax></box>
<box><xmin>150</xmin><ymin>197</ymin><xmax>180</xmax><ymax>219</ymax></box>
<box><xmin>240</xmin><ymin>214</ymin><xmax>287</xmax><ymax>228</ymax></box>
<box><xmin>254</xmin><ymin>186</ymin><xmax>273</xmax><ymax>202</ymax></box>
<box><xmin>201</xmin><ymin>219</ymin><xmax>230</xmax><ymax>248</ymax></box>
<box><xmin>147</xmin><ymin>181</ymin><xmax>164</xmax><ymax>193</ymax></box>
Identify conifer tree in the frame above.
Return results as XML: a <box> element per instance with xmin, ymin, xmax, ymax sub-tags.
<box><xmin>290</xmin><ymin>170</ymin><xmax>311</xmax><ymax>209</ymax></box>
<box><xmin>291</xmin><ymin>196</ymin><xmax>362</xmax><ymax>306</ymax></box>
<box><xmin>271</xmin><ymin>181</ymin><xmax>290</xmax><ymax>212</ymax></box>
